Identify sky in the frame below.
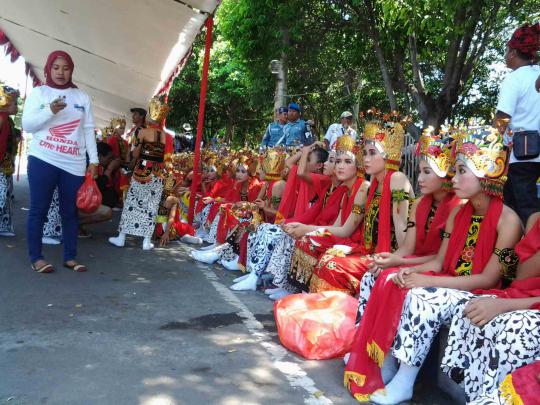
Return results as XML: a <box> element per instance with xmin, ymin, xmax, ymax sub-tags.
<box><xmin>0</xmin><ymin>45</ymin><xmax>34</xmax><ymax>97</ymax></box>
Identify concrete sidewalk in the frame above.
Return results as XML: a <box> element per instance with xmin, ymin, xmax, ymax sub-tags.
<box><xmin>0</xmin><ymin>176</ymin><xmax>452</xmax><ymax>405</ymax></box>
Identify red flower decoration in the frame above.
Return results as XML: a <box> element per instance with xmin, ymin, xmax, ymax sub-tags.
<box><xmin>461</xmin><ymin>246</ymin><xmax>474</xmax><ymax>261</ymax></box>
<box><xmin>460</xmin><ymin>143</ymin><xmax>479</xmax><ymax>155</ymax></box>
<box><xmin>375</xmin><ymin>132</ymin><xmax>385</xmax><ymax>141</ymax></box>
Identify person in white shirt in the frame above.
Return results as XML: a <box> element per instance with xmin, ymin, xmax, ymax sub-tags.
<box><xmin>22</xmin><ymin>50</ymin><xmax>98</xmax><ymax>273</ymax></box>
<box><xmin>495</xmin><ymin>23</ymin><xmax>540</xmax><ymax>225</ymax></box>
<box><xmin>323</xmin><ymin>111</ymin><xmax>357</xmax><ymax>150</ymax></box>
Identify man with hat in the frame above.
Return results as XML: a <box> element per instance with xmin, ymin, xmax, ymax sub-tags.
<box><xmin>324</xmin><ymin>111</ymin><xmax>357</xmax><ymax>150</ymax></box>
<box><xmin>175</xmin><ymin>123</ymin><xmax>195</xmax><ymax>153</ymax></box>
<box><xmin>279</xmin><ymin>102</ymin><xmax>314</xmax><ymax>146</ymax></box>
<box><xmin>260</xmin><ymin>107</ymin><xmax>288</xmax><ymax>148</ymax></box>
<box><xmin>496</xmin><ymin>22</ymin><xmax>540</xmax><ymax>225</ymax></box>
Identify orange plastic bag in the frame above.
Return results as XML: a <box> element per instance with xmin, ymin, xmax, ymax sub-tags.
<box><xmin>274</xmin><ymin>291</ymin><xmax>358</xmax><ymax>360</ymax></box>
<box><xmin>76</xmin><ymin>172</ymin><xmax>102</xmax><ymax>213</ymax></box>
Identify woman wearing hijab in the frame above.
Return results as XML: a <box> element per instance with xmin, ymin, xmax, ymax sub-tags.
<box><xmin>22</xmin><ymin>50</ymin><xmax>98</xmax><ymax>273</ymax></box>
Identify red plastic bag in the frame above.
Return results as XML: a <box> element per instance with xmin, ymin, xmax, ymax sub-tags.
<box><xmin>274</xmin><ymin>291</ymin><xmax>358</xmax><ymax>360</ymax></box>
<box><xmin>76</xmin><ymin>172</ymin><xmax>102</xmax><ymax>213</ymax></box>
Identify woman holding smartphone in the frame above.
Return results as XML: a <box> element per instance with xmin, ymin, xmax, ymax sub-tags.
<box><xmin>22</xmin><ymin>50</ymin><xmax>98</xmax><ymax>273</ymax></box>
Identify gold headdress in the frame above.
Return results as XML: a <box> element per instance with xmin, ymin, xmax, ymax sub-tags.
<box><xmin>148</xmin><ymin>96</ymin><xmax>170</xmax><ymax>123</ymax></box>
<box><xmin>335</xmin><ymin>134</ymin><xmax>365</xmax><ymax>176</ymax></box>
<box><xmin>261</xmin><ymin>148</ymin><xmax>287</xmax><ymax>180</ymax></box>
<box><xmin>236</xmin><ymin>152</ymin><xmax>259</xmax><ymax>177</ymax></box>
<box><xmin>0</xmin><ymin>86</ymin><xmax>18</xmax><ymax>109</ymax></box>
<box><xmin>361</xmin><ymin>109</ymin><xmax>408</xmax><ymax>170</ymax></box>
<box><xmin>417</xmin><ymin>127</ymin><xmax>452</xmax><ymax>178</ymax></box>
<box><xmin>455</xmin><ymin>126</ymin><xmax>509</xmax><ymax>198</ymax></box>
<box><xmin>110</xmin><ymin>117</ymin><xmax>126</xmax><ymax>130</ymax></box>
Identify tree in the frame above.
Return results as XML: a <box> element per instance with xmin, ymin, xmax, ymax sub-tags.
<box><xmin>343</xmin><ymin>0</ymin><xmax>537</xmax><ymax>132</ymax></box>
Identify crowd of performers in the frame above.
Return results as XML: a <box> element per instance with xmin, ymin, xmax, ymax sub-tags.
<box><xmin>1</xmin><ymin>24</ymin><xmax>539</xmax><ymax>405</ymax></box>
<box><xmin>2</xmin><ymin>92</ymin><xmax>540</xmax><ymax>405</ymax></box>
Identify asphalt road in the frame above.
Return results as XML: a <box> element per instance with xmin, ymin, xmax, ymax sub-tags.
<box><xmin>1</xmin><ymin>175</ymin><xmax>453</xmax><ymax>405</ymax></box>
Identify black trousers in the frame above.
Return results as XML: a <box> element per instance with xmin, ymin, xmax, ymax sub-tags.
<box><xmin>504</xmin><ymin>162</ymin><xmax>540</xmax><ymax>225</ymax></box>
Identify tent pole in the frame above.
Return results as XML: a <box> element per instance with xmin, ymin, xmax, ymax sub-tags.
<box><xmin>187</xmin><ymin>16</ymin><xmax>213</xmax><ymax>225</ymax></box>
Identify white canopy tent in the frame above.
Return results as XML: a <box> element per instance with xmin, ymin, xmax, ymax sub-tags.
<box><xmin>0</xmin><ymin>0</ymin><xmax>220</xmax><ymax>127</ymax></box>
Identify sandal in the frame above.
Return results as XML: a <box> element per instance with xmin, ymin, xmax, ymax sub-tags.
<box><xmin>31</xmin><ymin>262</ymin><xmax>55</xmax><ymax>273</ymax></box>
<box><xmin>64</xmin><ymin>262</ymin><xmax>88</xmax><ymax>272</ymax></box>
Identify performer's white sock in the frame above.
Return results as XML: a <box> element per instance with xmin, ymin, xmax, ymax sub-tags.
<box><xmin>108</xmin><ymin>233</ymin><xmax>125</xmax><ymax>247</ymax></box>
<box><xmin>381</xmin><ymin>355</ymin><xmax>399</xmax><ymax>384</ymax></box>
<box><xmin>233</xmin><ymin>274</ymin><xmax>249</xmax><ymax>283</ymax></box>
<box><xmin>370</xmin><ymin>362</ymin><xmax>419</xmax><ymax>404</ymax></box>
<box><xmin>230</xmin><ymin>271</ymin><xmax>258</xmax><ymax>291</ymax></box>
<box><xmin>180</xmin><ymin>234</ymin><xmax>203</xmax><ymax>245</ymax></box>
<box><xmin>142</xmin><ymin>236</ymin><xmax>154</xmax><ymax>250</ymax></box>
<box><xmin>269</xmin><ymin>289</ymin><xmax>291</xmax><ymax>301</ymax></box>
<box><xmin>264</xmin><ymin>287</ymin><xmax>282</xmax><ymax>295</ymax></box>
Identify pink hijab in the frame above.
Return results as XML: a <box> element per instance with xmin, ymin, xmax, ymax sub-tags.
<box><xmin>43</xmin><ymin>50</ymin><xmax>78</xmax><ymax>89</ymax></box>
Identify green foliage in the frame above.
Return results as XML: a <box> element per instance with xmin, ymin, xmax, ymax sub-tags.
<box><xmin>167</xmin><ymin>0</ymin><xmax>539</xmax><ymax>144</ymax></box>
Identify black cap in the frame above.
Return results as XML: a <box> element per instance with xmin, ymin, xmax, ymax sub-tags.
<box><xmin>130</xmin><ymin>108</ymin><xmax>147</xmax><ymax>116</ymax></box>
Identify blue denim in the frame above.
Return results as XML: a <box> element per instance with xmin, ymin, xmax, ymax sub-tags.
<box><xmin>27</xmin><ymin>156</ymin><xmax>84</xmax><ymax>263</ymax></box>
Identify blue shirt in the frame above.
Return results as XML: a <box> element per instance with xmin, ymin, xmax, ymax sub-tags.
<box><xmin>260</xmin><ymin>121</ymin><xmax>284</xmax><ymax>148</ymax></box>
<box><xmin>282</xmin><ymin>119</ymin><xmax>310</xmax><ymax>146</ymax></box>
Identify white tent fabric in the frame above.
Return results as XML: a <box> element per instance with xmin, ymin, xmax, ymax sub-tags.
<box><xmin>0</xmin><ymin>0</ymin><xmax>219</xmax><ymax>126</ymax></box>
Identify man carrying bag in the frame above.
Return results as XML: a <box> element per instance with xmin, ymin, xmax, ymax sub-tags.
<box><xmin>496</xmin><ymin>22</ymin><xmax>540</xmax><ymax>225</ymax></box>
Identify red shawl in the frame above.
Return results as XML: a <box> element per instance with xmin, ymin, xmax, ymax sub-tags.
<box><xmin>473</xmin><ymin>217</ymin><xmax>540</xmax><ymax>301</ymax></box>
<box><xmin>194</xmin><ymin>175</ymin><xmax>234</xmax><ymax>214</ymax></box>
<box><xmin>415</xmin><ymin>193</ymin><xmax>461</xmax><ymax>256</ymax></box>
<box><xmin>107</xmin><ymin>135</ymin><xmax>128</xmax><ymax>160</ymax></box>
<box><xmin>286</xmin><ymin>183</ymin><xmax>348</xmax><ymax>226</ymax></box>
<box><xmin>0</xmin><ymin>113</ymin><xmax>10</xmax><ymax>162</ymax></box>
<box><xmin>443</xmin><ymin>198</ymin><xmax>502</xmax><ymax>276</ymax></box>
<box><xmin>352</xmin><ymin>170</ymin><xmax>394</xmax><ymax>254</ymax></box>
<box><xmin>345</xmin><ymin>198</ymin><xmax>503</xmax><ymax>401</ymax></box>
<box><xmin>224</xmin><ymin>177</ymin><xmax>262</xmax><ymax>202</ymax></box>
<box><xmin>516</xmin><ymin>217</ymin><xmax>540</xmax><ymax>263</ymax></box>
<box><xmin>308</xmin><ymin>177</ymin><xmax>366</xmax><ymax>248</ymax></box>
<box><xmin>499</xmin><ymin>361</ymin><xmax>540</xmax><ymax>404</ymax></box>
<box><xmin>275</xmin><ymin>165</ymin><xmax>330</xmax><ymax>223</ymax></box>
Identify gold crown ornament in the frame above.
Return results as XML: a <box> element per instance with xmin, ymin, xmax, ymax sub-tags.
<box><xmin>360</xmin><ymin>109</ymin><xmax>408</xmax><ymax>171</ymax></box>
<box><xmin>335</xmin><ymin>134</ymin><xmax>365</xmax><ymax>176</ymax></box>
<box><xmin>261</xmin><ymin>148</ymin><xmax>287</xmax><ymax>181</ymax></box>
<box><xmin>0</xmin><ymin>86</ymin><xmax>18</xmax><ymax>109</ymax></box>
<box><xmin>148</xmin><ymin>96</ymin><xmax>170</xmax><ymax>123</ymax></box>
<box><xmin>236</xmin><ymin>152</ymin><xmax>260</xmax><ymax>177</ymax></box>
<box><xmin>417</xmin><ymin>127</ymin><xmax>453</xmax><ymax>178</ymax></box>
<box><xmin>455</xmin><ymin>126</ymin><xmax>509</xmax><ymax>198</ymax></box>
<box><xmin>110</xmin><ymin>117</ymin><xmax>126</xmax><ymax>130</ymax></box>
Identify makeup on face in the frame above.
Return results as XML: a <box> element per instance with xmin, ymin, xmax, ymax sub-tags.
<box><xmin>362</xmin><ymin>145</ymin><xmax>384</xmax><ymax>175</ymax></box>
<box><xmin>417</xmin><ymin>161</ymin><xmax>443</xmax><ymax>194</ymax></box>
<box><xmin>335</xmin><ymin>154</ymin><xmax>357</xmax><ymax>180</ymax></box>
<box><xmin>452</xmin><ymin>161</ymin><xmax>481</xmax><ymax>198</ymax></box>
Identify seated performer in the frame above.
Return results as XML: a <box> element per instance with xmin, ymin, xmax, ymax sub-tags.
<box><xmin>441</xmin><ymin>212</ymin><xmax>540</xmax><ymax>403</ymax></box>
<box><xmin>355</xmin><ymin>131</ymin><xmax>461</xmax><ymax>316</ymax></box>
<box><xmin>154</xmin><ymin>165</ymin><xmax>201</xmax><ymax>247</ymax></box>
<box><xmin>308</xmin><ymin>111</ymin><xmax>414</xmax><ymax>296</ymax></box>
<box><xmin>273</xmin><ymin>135</ymin><xmax>369</xmax><ymax>299</ymax></box>
<box><xmin>230</xmin><ymin>149</ymin><xmax>340</xmax><ymax>292</ymax></box>
<box><xmin>346</xmin><ymin>128</ymin><xmax>522</xmax><ymax>404</ymax></box>
<box><xmin>108</xmin><ymin>96</ymin><xmax>169</xmax><ymax>250</ymax></box>
<box><xmin>191</xmin><ymin>152</ymin><xmax>262</xmax><ymax>262</ymax></box>
<box><xmin>213</xmin><ymin>148</ymin><xmax>289</xmax><ymax>271</ymax></box>
<box><xmin>274</xmin><ymin>143</ymin><xmax>330</xmax><ymax>222</ymax></box>
<box><xmin>107</xmin><ymin>117</ymin><xmax>128</xmax><ymax>161</ymax></box>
